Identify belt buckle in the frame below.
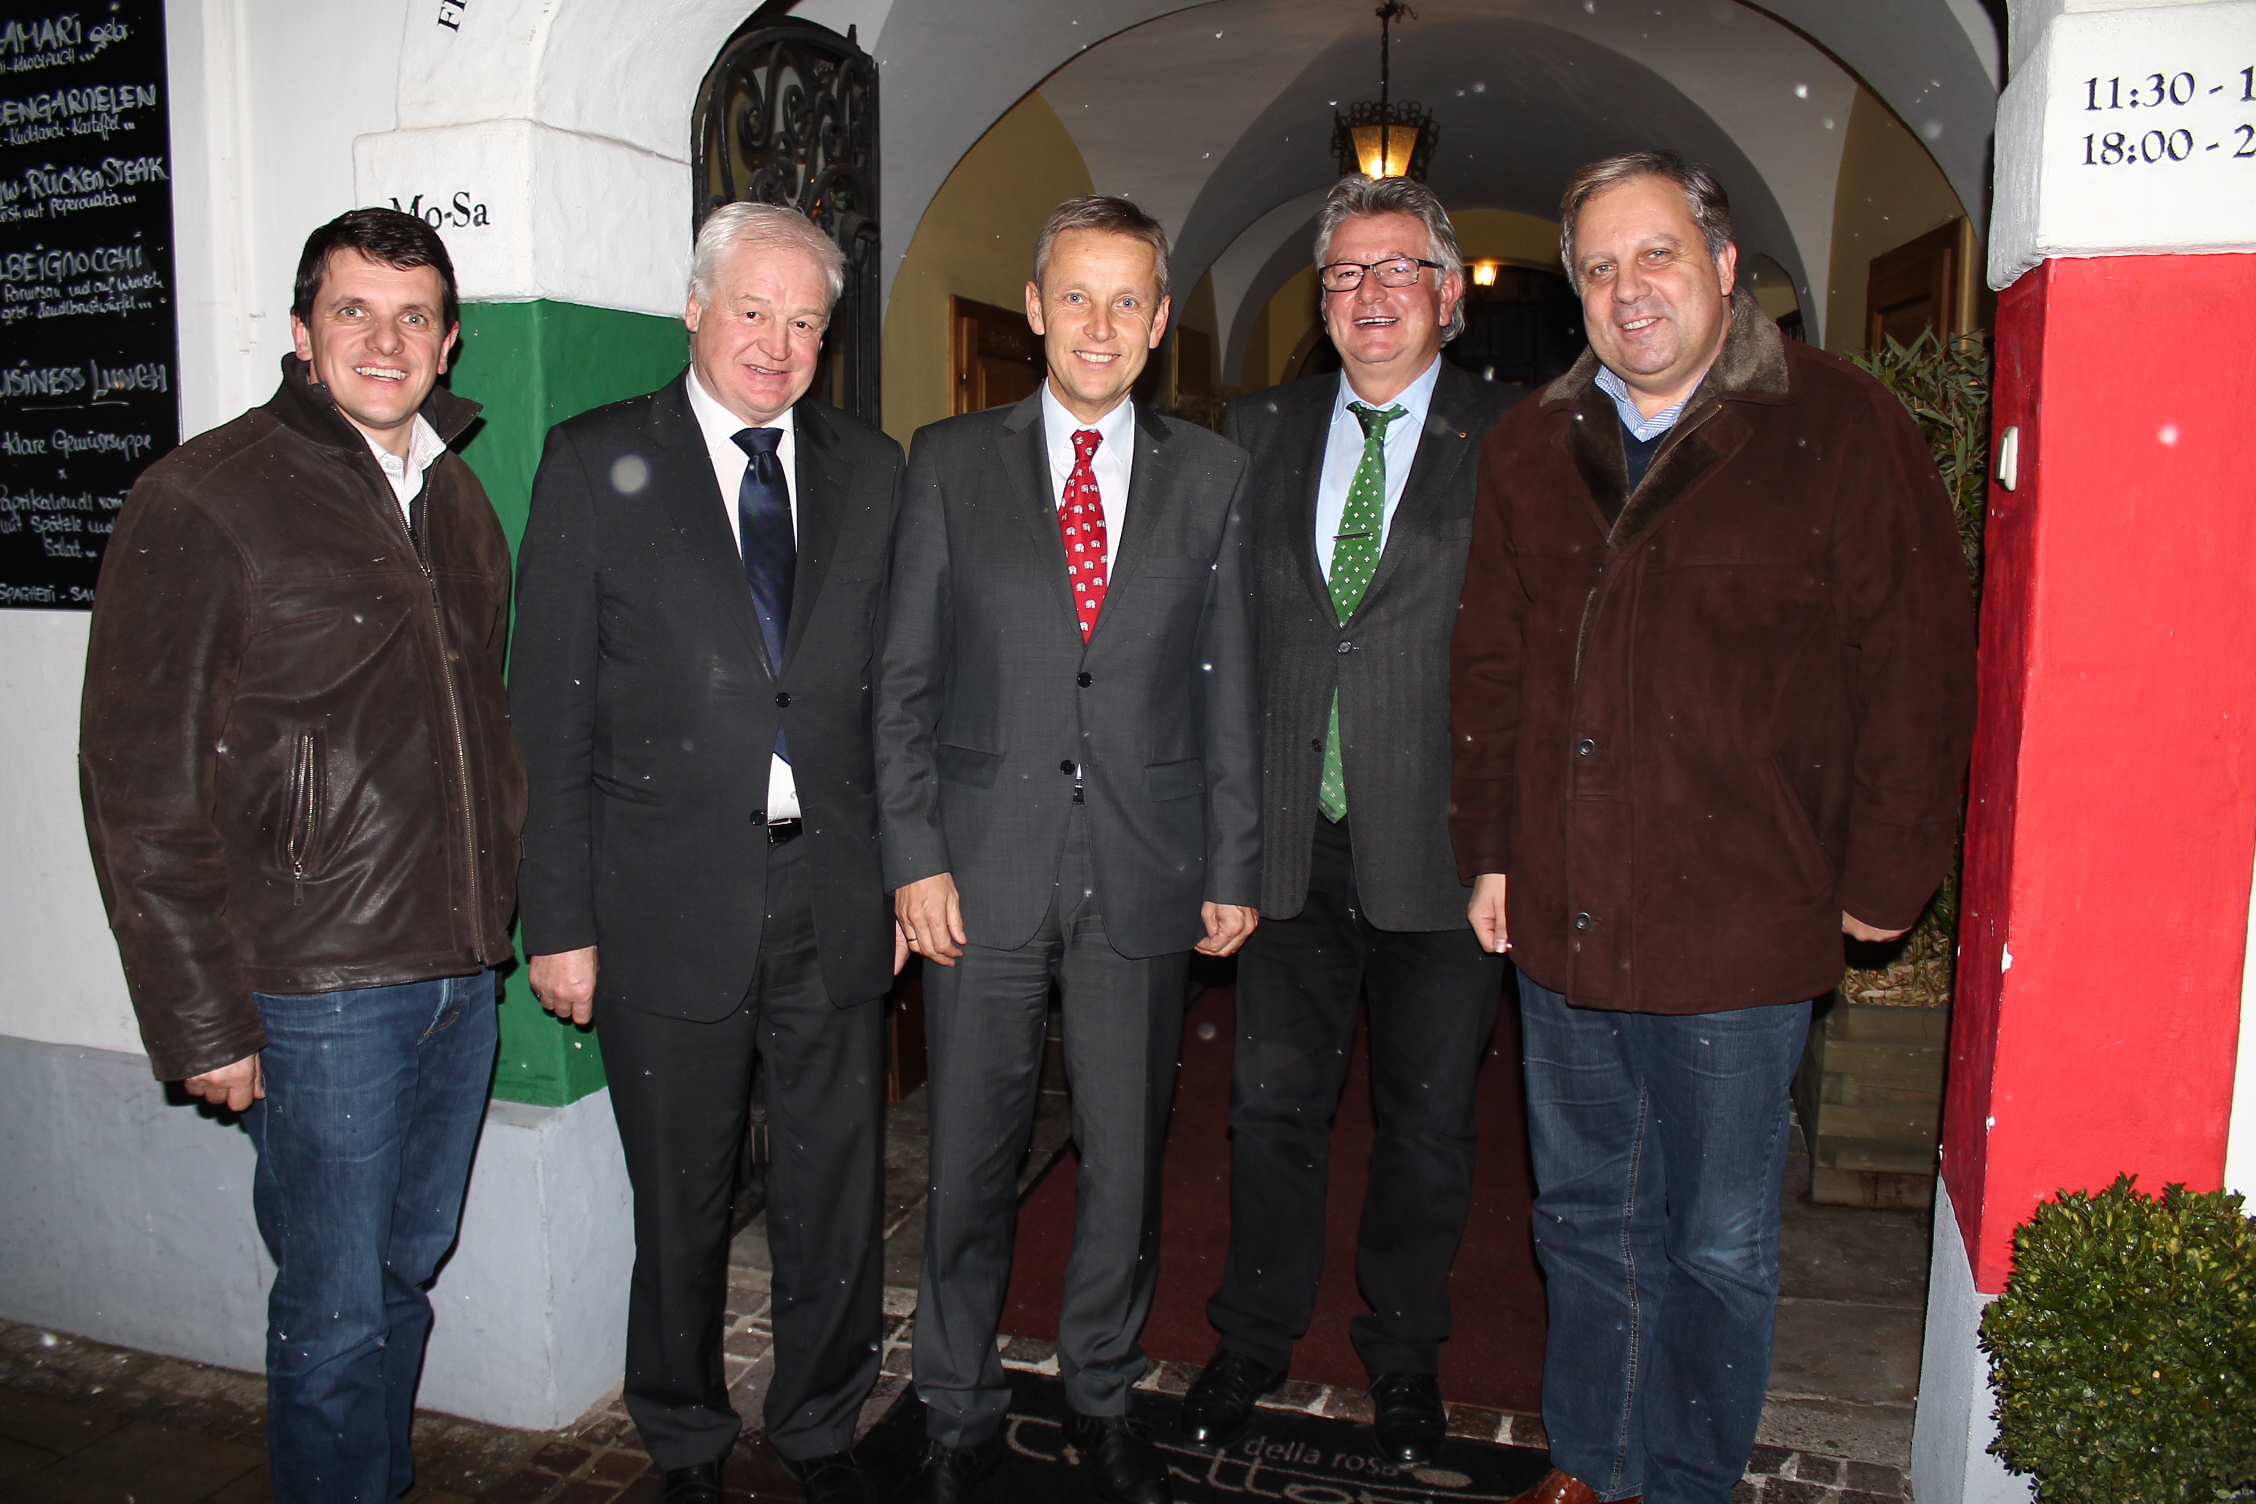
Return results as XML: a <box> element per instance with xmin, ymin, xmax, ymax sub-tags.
<box><xmin>767</xmin><ymin>818</ymin><xmax>804</xmax><ymax>844</ymax></box>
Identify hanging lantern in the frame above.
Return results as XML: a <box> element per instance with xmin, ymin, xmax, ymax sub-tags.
<box><xmin>1333</xmin><ymin>1</ymin><xmax>1436</xmax><ymax>182</ymax></box>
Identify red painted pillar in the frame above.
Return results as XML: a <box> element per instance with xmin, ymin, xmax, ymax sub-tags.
<box><xmin>1943</xmin><ymin>253</ymin><xmax>2255</xmax><ymax>1294</ymax></box>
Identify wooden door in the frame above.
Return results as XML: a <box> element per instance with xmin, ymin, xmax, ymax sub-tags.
<box><xmin>1866</xmin><ymin>220</ymin><xmax>1962</xmax><ymax>351</ymax></box>
<box><xmin>952</xmin><ymin>296</ymin><xmax>1042</xmax><ymax>413</ymax></box>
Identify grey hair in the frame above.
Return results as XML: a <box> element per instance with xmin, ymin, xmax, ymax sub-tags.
<box><xmin>689</xmin><ymin>201</ymin><xmax>847</xmax><ymax>308</ymax></box>
<box><xmin>1032</xmin><ymin>195</ymin><xmax>1172</xmax><ymax>299</ymax></box>
<box><xmin>1312</xmin><ymin>174</ymin><xmax>1467</xmax><ymax>343</ymax></box>
<box><xmin>1558</xmin><ymin>151</ymin><xmax>1734</xmax><ymax>287</ymax></box>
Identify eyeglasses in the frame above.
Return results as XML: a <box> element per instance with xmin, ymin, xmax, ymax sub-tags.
<box><xmin>1319</xmin><ymin>257</ymin><xmax>1445</xmax><ymax>293</ymax></box>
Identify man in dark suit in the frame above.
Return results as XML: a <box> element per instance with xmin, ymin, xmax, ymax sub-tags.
<box><xmin>511</xmin><ymin>203</ymin><xmax>905</xmax><ymax>1504</ymax></box>
<box><xmin>878</xmin><ymin>195</ymin><xmax>1261</xmax><ymax>1504</ymax></box>
<box><xmin>1181</xmin><ymin>176</ymin><xmax>1522</xmax><ymax>1466</ymax></box>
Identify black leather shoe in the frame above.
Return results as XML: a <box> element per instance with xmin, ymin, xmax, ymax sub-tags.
<box><xmin>658</xmin><ymin>1458</ymin><xmax>725</xmax><ymax>1503</ymax></box>
<box><xmin>1062</xmin><ymin>1411</ymin><xmax>1170</xmax><ymax>1504</ymax></box>
<box><xmin>781</xmin><ymin>1449</ymin><xmax>868</xmax><ymax>1503</ymax></box>
<box><xmin>897</xmin><ymin>1435</ymin><xmax>1004</xmax><ymax>1504</ymax></box>
<box><xmin>1368</xmin><ymin>1371</ymin><xmax>1446</xmax><ymax>1467</ymax></box>
<box><xmin>1181</xmin><ymin>1349</ymin><xmax>1286</xmax><ymax>1449</ymax></box>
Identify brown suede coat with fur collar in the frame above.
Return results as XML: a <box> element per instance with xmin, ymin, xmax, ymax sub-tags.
<box><xmin>1449</xmin><ymin>291</ymin><xmax>1976</xmax><ymax>1013</ymax></box>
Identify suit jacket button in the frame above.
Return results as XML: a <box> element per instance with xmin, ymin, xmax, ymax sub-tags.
<box><xmin>1060</xmin><ymin>760</ymin><xmax>1076</xmax><ymax>775</ymax></box>
<box><xmin>1311</xmin><ymin>738</ymin><xmax>1323</xmax><ymax>753</ymax></box>
<box><xmin>1077</xmin><ymin>672</ymin><xmax>1092</xmax><ymax>688</ymax></box>
<box><xmin>751</xmin><ymin>809</ymin><xmax>767</xmax><ymax>824</ymax></box>
<box><xmin>1573</xmin><ymin>911</ymin><xmax>1595</xmax><ymax>931</ymax></box>
<box><xmin>775</xmin><ymin>691</ymin><xmax>791</xmax><ymax>708</ymax></box>
<box><xmin>1336</xmin><ymin>640</ymin><xmax>1353</xmax><ymax>654</ymax></box>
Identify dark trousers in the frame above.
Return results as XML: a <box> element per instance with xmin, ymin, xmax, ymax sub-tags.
<box><xmin>599</xmin><ymin>837</ymin><xmax>888</xmax><ymax>1468</ymax></box>
<box><xmin>1518</xmin><ymin>974</ymin><xmax>1812</xmax><ymax>1504</ymax></box>
<box><xmin>1207</xmin><ymin>815</ymin><xmax>1504</xmax><ymax>1378</ymax></box>
<box><xmin>914</xmin><ymin>807</ymin><xmax>1190</xmax><ymax>1445</ymax></box>
<box><xmin>247</xmin><ymin>971</ymin><xmax>498</xmax><ymax>1504</ymax></box>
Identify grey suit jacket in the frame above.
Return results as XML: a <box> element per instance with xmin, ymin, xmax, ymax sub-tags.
<box><xmin>876</xmin><ymin>390</ymin><xmax>1261</xmax><ymax>958</ymax></box>
<box><xmin>1228</xmin><ymin>362</ymin><xmax>1523</xmax><ymax>928</ymax></box>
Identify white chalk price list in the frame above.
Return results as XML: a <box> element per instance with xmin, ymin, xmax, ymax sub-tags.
<box><xmin>2079</xmin><ymin>66</ymin><xmax>2255</xmax><ymax>166</ymax></box>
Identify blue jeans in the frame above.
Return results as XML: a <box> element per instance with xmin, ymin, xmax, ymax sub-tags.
<box><xmin>243</xmin><ymin>971</ymin><xmax>498</xmax><ymax>1503</ymax></box>
<box><xmin>1517</xmin><ymin>974</ymin><xmax>1810</xmax><ymax>1504</ymax></box>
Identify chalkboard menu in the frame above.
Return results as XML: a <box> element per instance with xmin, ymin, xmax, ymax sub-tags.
<box><xmin>1</xmin><ymin>3</ymin><xmax>178</xmax><ymax>609</ymax></box>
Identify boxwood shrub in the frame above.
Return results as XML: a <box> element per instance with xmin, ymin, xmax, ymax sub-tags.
<box><xmin>1979</xmin><ymin>1175</ymin><xmax>2255</xmax><ymax>1501</ymax></box>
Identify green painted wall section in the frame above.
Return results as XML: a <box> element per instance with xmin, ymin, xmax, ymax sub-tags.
<box><xmin>451</xmin><ymin>298</ymin><xmax>690</xmax><ymax>1107</ymax></box>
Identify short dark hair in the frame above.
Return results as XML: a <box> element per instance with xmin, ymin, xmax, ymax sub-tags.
<box><xmin>291</xmin><ymin>207</ymin><xmax>462</xmax><ymax>333</ymax></box>
<box><xmin>1033</xmin><ymin>195</ymin><xmax>1171</xmax><ymax>299</ymax></box>
<box><xmin>1558</xmin><ymin>150</ymin><xmax>1734</xmax><ymax>287</ymax></box>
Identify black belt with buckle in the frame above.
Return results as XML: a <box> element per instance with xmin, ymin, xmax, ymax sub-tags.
<box><xmin>767</xmin><ymin>818</ymin><xmax>804</xmax><ymax>844</ymax></box>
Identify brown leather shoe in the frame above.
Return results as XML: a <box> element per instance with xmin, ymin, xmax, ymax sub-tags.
<box><xmin>1506</xmin><ymin>1469</ymin><xmax>1640</xmax><ymax>1504</ymax></box>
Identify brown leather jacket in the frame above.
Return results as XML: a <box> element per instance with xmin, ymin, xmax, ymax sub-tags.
<box><xmin>1450</xmin><ymin>293</ymin><xmax>1976</xmax><ymax>1013</ymax></box>
<box><xmin>79</xmin><ymin>358</ymin><xmax>526</xmax><ymax>1080</ymax></box>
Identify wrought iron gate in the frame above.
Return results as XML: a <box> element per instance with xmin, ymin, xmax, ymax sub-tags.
<box><xmin>693</xmin><ymin>15</ymin><xmax>880</xmax><ymax>426</ymax></box>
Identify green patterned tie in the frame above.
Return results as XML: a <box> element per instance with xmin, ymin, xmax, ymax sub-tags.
<box><xmin>1318</xmin><ymin>401</ymin><xmax>1405</xmax><ymax>823</ymax></box>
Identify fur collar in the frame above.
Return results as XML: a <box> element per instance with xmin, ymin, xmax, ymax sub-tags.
<box><xmin>1542</xmin><ymin>287</ymin><xmax>1787</xmax><ymax>407</ymax></box>
<box><xmin>1553</xmin><ymin>289</ymin><xmax>1787</xmax><ymax>547</ymax></box>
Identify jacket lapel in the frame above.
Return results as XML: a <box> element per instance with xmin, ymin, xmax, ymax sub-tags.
<box><xmin>781</xmin><ymin>401</ymin><xmax>851</xmax><ymax>676</ymax></box>
<box><xmin>1281</xmin><ymin>381</ymin><xmax>1339</xmax><ymax>623</ymax></box>
<box><xmin>999</xmin><ymin>391</ymin><xmax>1082</xmax><ymax>640</ymax></box>
<box><xmin>1094</xmin><ymin>403</ymin><xmax>1175</xmax><ymax>642</ymax></box>
<box><xmin>650</xmin><ymin>375</ymin><xmax>773</xmax><ymax>681</ymax></box>
<box><xmin>1358</xmin><ymin>363</ymin><xmax>1480</xmax><ymax>612</ymax></box>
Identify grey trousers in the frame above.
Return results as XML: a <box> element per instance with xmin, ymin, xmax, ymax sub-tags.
<box><xmin>912</xmin><ymin>809</ymin><xmax>1190</xmax><ymax>1445</ymax></box>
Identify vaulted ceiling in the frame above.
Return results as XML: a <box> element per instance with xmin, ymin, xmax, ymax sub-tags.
<box><xmin>794</xmin><ymin>0</ymin><xmax>1999</xmax><ymax>348</ymax></box>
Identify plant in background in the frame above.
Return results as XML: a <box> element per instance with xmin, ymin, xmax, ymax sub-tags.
<box><xmin>1838</xmin><ymin>329</ymin><xmax>1991</xmax><ymax>1003</ymax></box>
<box><xmin>1852</xmin><ymin>328</ymin><xmax>1991</xmax><ymax>598</ymax></box>
<box><xmin>1979</xmin><ymin>1175</ymin><xmax>2256</xmax><ymax>1501</ymax></box>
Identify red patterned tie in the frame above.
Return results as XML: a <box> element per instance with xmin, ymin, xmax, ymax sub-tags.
<box><xmin>1061</xmin><ymin>428</ymin><xmax>1109</xmax><ymax>639</ymax></box>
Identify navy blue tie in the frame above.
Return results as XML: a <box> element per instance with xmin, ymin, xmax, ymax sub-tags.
<box><xmin>733</xmin><ymin>427</ymin><xmax>794</xmax><ymax>764</ymax></box>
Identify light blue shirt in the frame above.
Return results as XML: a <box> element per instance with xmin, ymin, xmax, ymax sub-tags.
<box><xmin>1593</xmin><ymin>363</ymin><xmax>1687</xmax><ymax>440</ymax></box>
<box><xmin>1313</xmin><ymin>355</ymin><xmax>1443</xmax><ymax>578</ymax></box>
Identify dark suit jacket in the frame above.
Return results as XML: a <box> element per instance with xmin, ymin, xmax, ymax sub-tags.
<box><xmin>875</xmin><ymin>391</ymin><xmax>1260</xmax><ymax>958</ymax></box>
<box><xmin>1229</xmin><ymin>362</ymin><xmax>1523</xmax><ymax>929</ymax></box>
<box><xmin>511</xmin><ymin>374</ymin><xmax>904</xmax><ymax>1019</ymax></box>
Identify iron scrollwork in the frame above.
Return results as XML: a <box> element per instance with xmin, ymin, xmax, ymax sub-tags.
<box><xmin>693</xmin><ymin>17</ymin><xmax>880</xmax><ymax>425</ymax></box>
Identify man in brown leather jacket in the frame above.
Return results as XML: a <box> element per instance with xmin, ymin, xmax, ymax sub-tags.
<box><xmin>78</xmin><ymin>208</ymin><xmax>524</xmax><ymax>1504</ymax></box>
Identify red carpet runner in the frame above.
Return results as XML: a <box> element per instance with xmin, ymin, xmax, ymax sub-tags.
<box><xmin>999</xmin><ymin>983</ymin><xmax>1548</xmax><ymax>1414</ymax></box>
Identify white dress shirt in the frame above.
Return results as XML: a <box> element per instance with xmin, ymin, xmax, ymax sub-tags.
<box><xmin>1040</xmin><ymin>380</ymin><xmax>1136</xmax><ymax>573</ymax></box>
<box><xmin>685</xmin><ymin>367</ymin><xmax>801</xmax><ymax>820</ymax></box>
<box><xmin>1313</xmin><ymin>354</ymin><xmax>1444</xmax><ymax>578</ymax></box>
<box><xmin>362</xmin><ymin>415</ymin><xmax>448</xmax><ymax>524</ymax></box>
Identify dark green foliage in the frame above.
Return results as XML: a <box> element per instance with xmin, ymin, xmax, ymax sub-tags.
<box><xmin>1979</xmin><ymin>1175</ymin><xmax>2256</xmax><ymax>1501</ymax></box>
<box><xmin>1849</xmin><ymin>328</ymin><xmax>1991</xmax><ymax>600</ymax></box>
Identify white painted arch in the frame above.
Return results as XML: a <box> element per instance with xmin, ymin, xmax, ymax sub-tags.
<box><xmin>353</xmin><ymin>0</ymin><xmax>2000</xmax><ymax>344</ymax></box>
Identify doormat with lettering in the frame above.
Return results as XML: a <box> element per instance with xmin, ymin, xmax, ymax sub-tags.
<box><xmin>855</xmin><ymin>1372</ymin><xmax>1553</xmax><ymax>1502</ymax></box>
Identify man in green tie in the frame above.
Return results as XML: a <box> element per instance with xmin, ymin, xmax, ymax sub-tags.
<box><xmin>1182</xmin><ymin>175</ymin><xmax>1524</xmax><ymax>1465</ymax></box>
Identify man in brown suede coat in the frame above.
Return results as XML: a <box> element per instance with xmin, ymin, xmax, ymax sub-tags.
<box><xmin>1450</xmin><ymin>153</ymin><xmax>1975</xmax><ymax>1504</ymax></box>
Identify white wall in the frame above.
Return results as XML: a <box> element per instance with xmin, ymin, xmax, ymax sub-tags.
<box><xmin>1911</xmin><ymin>1186</ymin><xmax>2035</xmax><ymax>1504</ymax></box>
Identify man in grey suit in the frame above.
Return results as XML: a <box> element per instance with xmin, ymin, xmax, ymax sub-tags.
<box><xmin>878</xmin><ymin>195</ymin><xmax>1261</xmax><ymax>1504</ymax></box>
<box><xmin>1181</xmin><ymin>176</ymin><xmax>1522</xmax><ymax>1466</ymax></box>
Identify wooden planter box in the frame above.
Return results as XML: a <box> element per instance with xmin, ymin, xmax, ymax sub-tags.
<box><xmin>1793</xmin><ymin>992</ymin><xmax>1949</xmax><ymax>1209</ymax></box>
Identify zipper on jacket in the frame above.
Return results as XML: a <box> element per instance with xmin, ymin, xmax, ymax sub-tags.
<box><xmin>286</xmin><ymin>730</ymin><xmax>319</xmax><ymax>907</ymax></box>
<box><xmin>1571</xmin><ymin>399</ymin><xmax>1729</xmax><ymax>685</ymax></box>
<box><xmin>410</xmin><ymin>511</ymin><xmax>487</xmax><ymax>958</ymax></box>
